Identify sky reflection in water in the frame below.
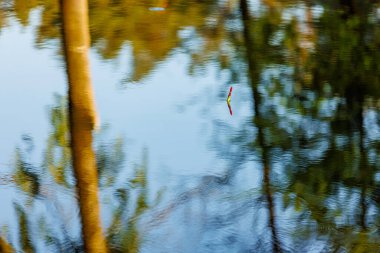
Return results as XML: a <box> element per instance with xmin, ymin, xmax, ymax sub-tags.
<box><xmin>0</xmin><ymin>0</ymin><xmax>380</xmax><ymax>252</ymax></box>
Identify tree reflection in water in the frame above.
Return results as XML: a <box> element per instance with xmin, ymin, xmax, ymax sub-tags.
<box><xmin>0</xmin><ymin>0</ymin><xmax>380</xmax><ymax>252</ymax></box>
<box><xmin>61</xmin><ymin>0</ymin><xmax>107</xmax><ymax>252</ymax></box>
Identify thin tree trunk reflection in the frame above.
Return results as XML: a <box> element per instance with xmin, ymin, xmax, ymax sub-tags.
<box><xmin>240</xmin><ymin>0</ymin><xmax>282</xmax><ymax>252</ymax></box>
<box><xmin>358</xmin><ymin>107</ymin><xmax>368</xmax><ymax>232</ymax></box>
<box><xmin>61</xmin><ymin>0</ymin><xmax>107</xmax><ymax>252</ymax></box>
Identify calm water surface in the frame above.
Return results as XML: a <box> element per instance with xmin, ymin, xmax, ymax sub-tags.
<box><xmin>0</xmin><ymin>0</ymin><xmax>380</xmax><ymax>252</ymax></box>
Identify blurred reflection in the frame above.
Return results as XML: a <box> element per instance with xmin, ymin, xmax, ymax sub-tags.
<box><xmin>6</xmin><ymin>94</ymin><xmax>152</xmax><ymax>252</ymax></box>
<box><xmin>61</xmin><ymin>0</ymin><xmax>106</xmax><ymax>252</ymax></box>
<box><xmin>0</xmin><ymin>0</ymin><xmax>226</xmax><ymax>82</ymax></box>
<box><xmin>240</xmin><ymin>0</ymin><xmax>282</xmax><ymax>251</ymax></box>
<box><xmin>236</xmin><ymin>0</ymin><xmax>380</xmax><ymax>251</ymax></box>
<box><xmin>0</xmin><ymin>236</ymin><xmax>14</xmax><ymax>253</ymax></box>
<box><xmin>107</xmin><ymin>150</ymin><xmax>151</xmax><ymax>253</ymax></box>
<box><xmin>1</xmin><ymin>0</ymin><xmax>380</xmax><ymax>252</ymax></box>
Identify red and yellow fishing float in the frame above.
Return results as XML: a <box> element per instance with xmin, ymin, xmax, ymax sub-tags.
<box><xmin>227</xmin><ymin>86</ymin><xmax>233</xmax><ymax>115</ymax></box>
<box><xmin>227</xmin><ymin>86</ymin><xmax>232</xmax><ymax>103</ymax></box>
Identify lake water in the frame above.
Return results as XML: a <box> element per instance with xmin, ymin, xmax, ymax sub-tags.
<box><xmin>0</xmin><ymin>0</ymin><xmax>380</xmax><ymax>252</ymax></box>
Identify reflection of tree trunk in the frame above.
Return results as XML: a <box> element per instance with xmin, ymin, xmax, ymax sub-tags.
<box><xmin>61</xmin><ymin>0</ymin><xmax>107</xmax><ymax>252</ymax></box>
<box><xmin>358</xmin><ymin>108</ymin><xmax>368</xmax><ymax>231</ymax></box>
<box><xmin>240</xmin><ymin>0</ymin><xmax>282</xmax><ymax>252</ymax></box>
<box><xmin>339</xmin><ymin>0</ymin><xmax>355</xmax><ymax>17</ymax></box>
<box><xmin>359</xmin><ymin>183</ymin><xmax>367</xmax><ymax>230</ymax></box>
<box><xmin>0</xmin><ymin>237</ymin><xmax>14</xmax><ymax>253</ymax></box>
<box><xmin>263</xmin><ymin>154</ymin><xmax>281</xmax><ymax>253</ymax></box>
